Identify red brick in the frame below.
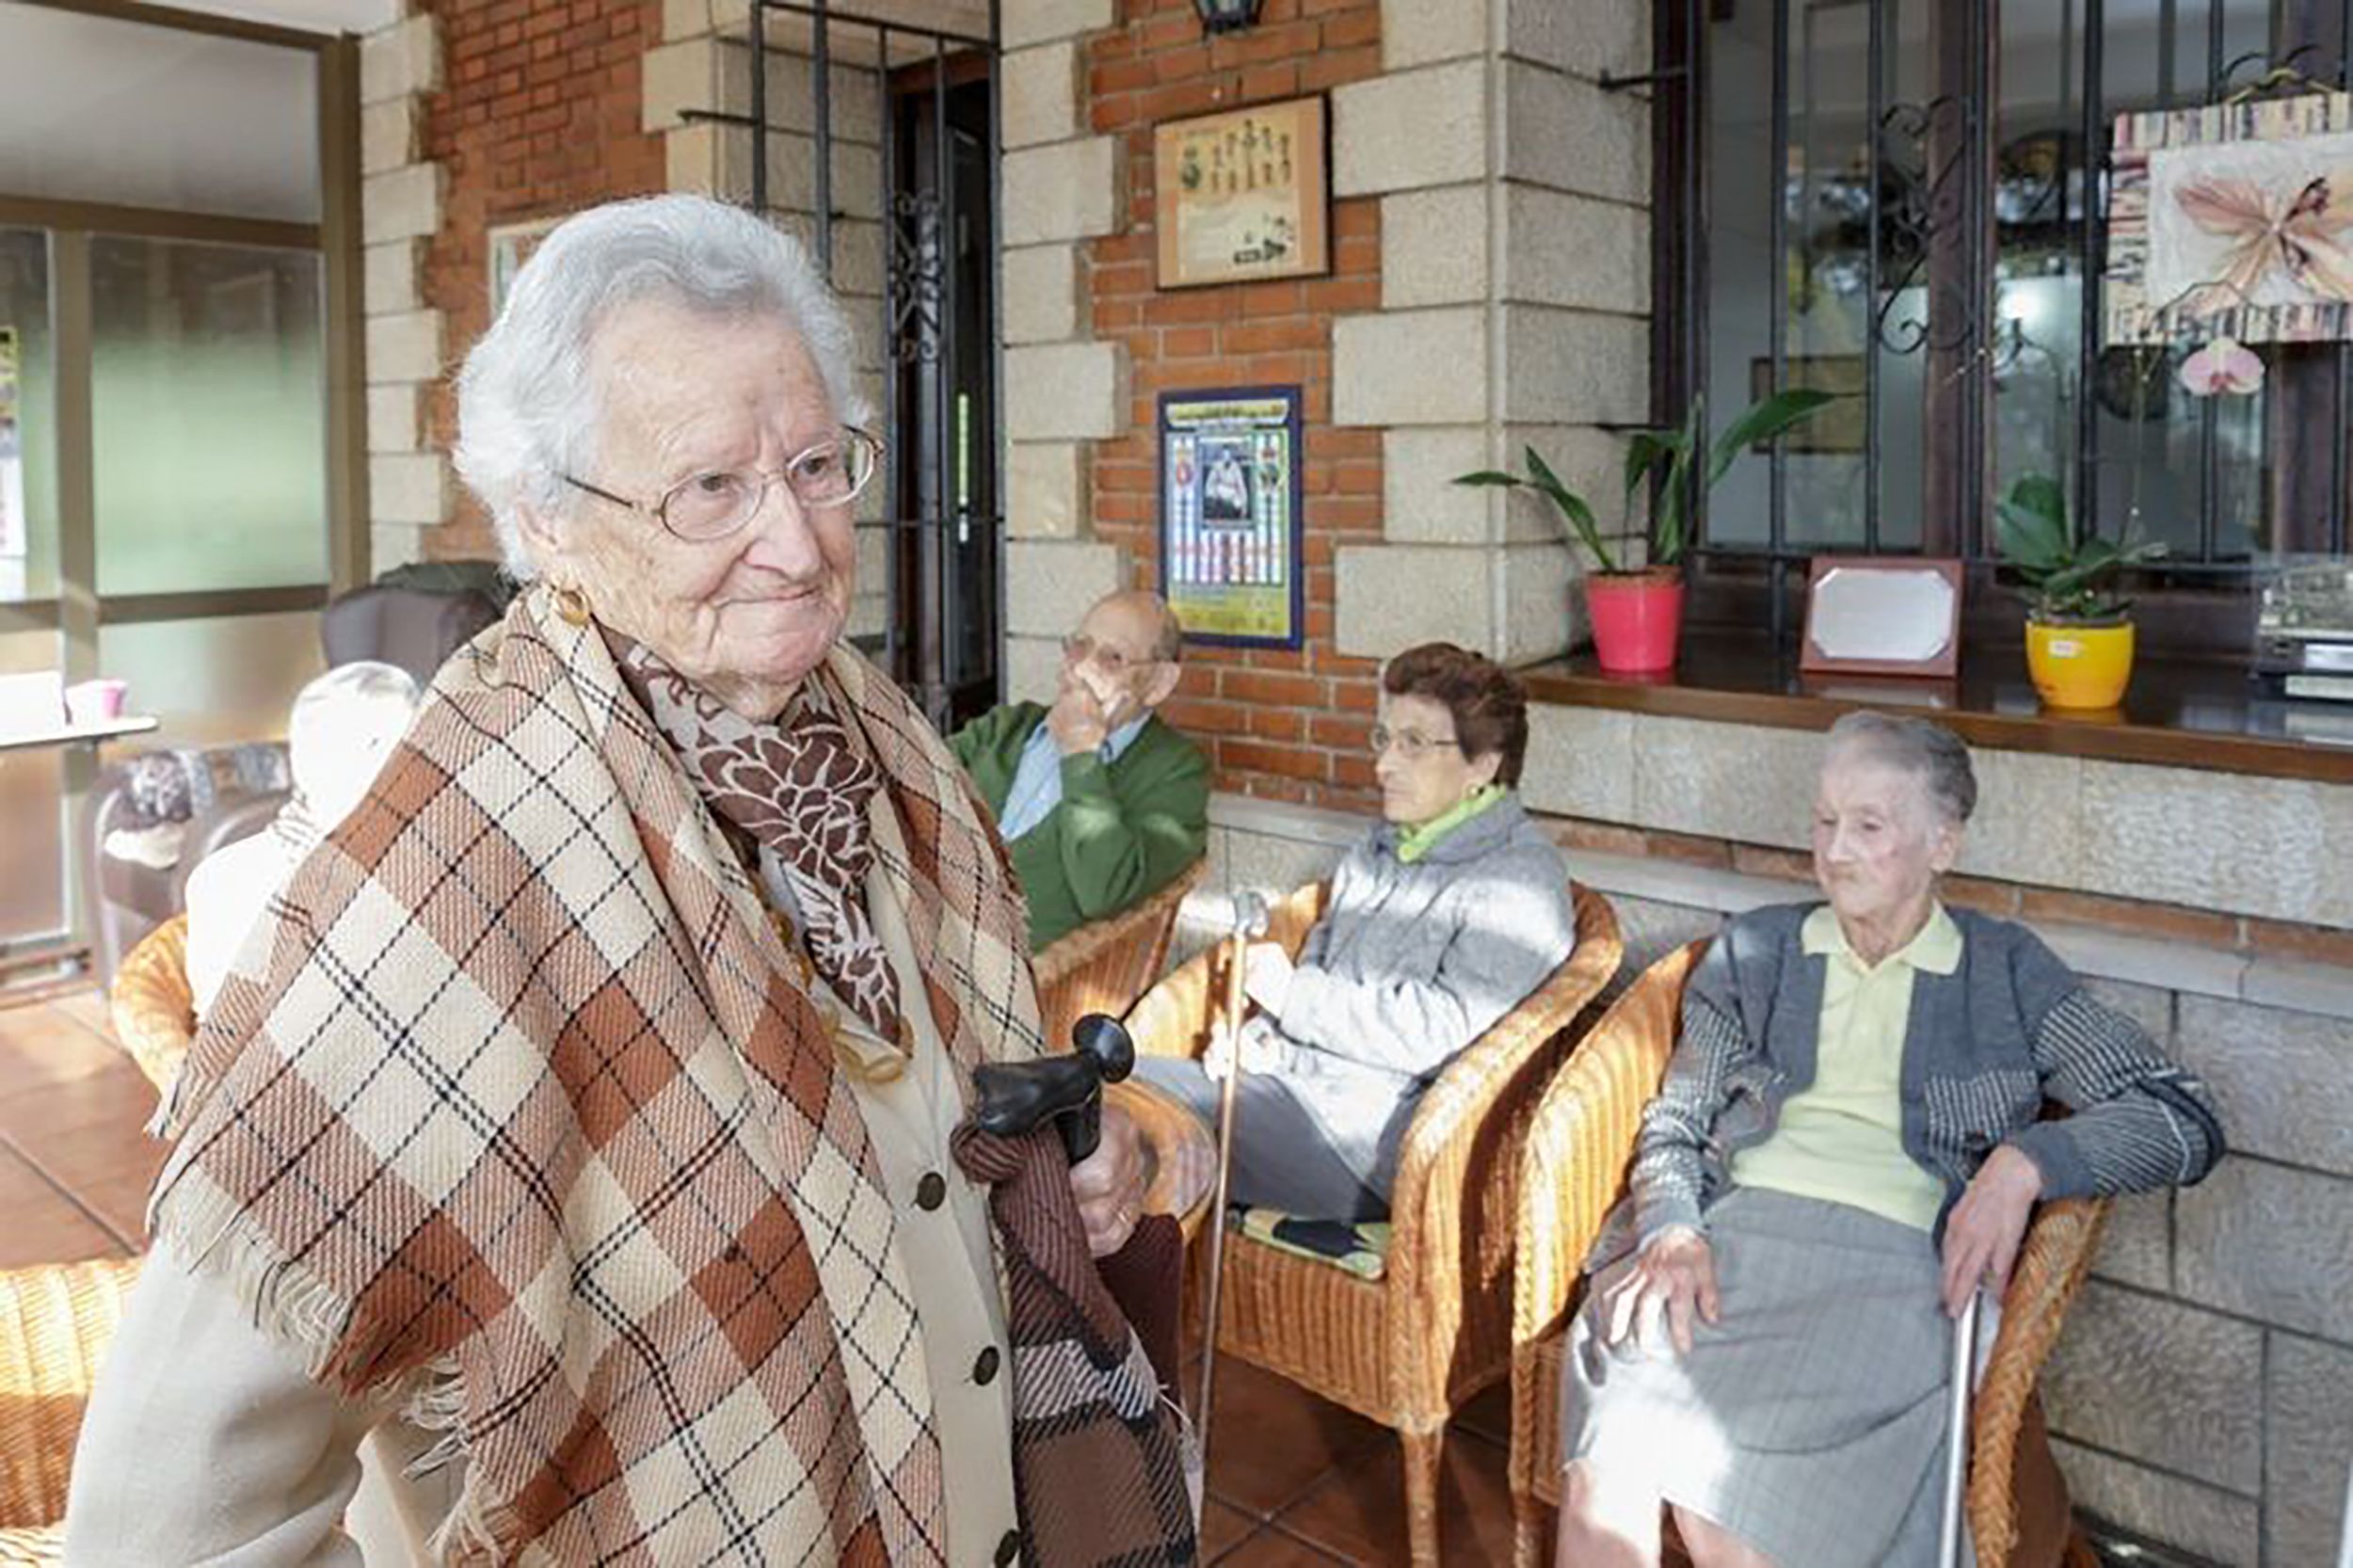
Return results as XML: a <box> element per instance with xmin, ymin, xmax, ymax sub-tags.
<box><xmin>1143</xmin><ymin>290</ymin><xmax>1239</xmax><ymax>325</ymax></box>
<box><xmin>1319</xmin><ymin>8</ymin><xmax>1380</xmax><ymax>48</ymax></box>
<box><xmin>1221</xmin><ymin>669</ymin><xmax>1326</xmax><ymax>707</ymax></box>
<box><xmin>1096</xmin><ymin>460</ymin><xmax>1157</xmax><ymax>494</ymax></box>
<box><xmin>1093</xmin><ymin>57</ymin><xmax>1157</xmax><ymax>94</ymax></box>
<box><xmin>1161</xmin><ymin>325</ymin><xmax>1219</xmax><ymax>357</ymax></box>
<box><xmin>1247</xmin><ymin>707</ymin><xmax>1307</xmax><ymax>741</ymax></box>
<box><xmin>1222</xmin><ymin>318</ymin><xmax>1326</xmax><ymax>353</ymax></box>
<box><xmin>2018</xmin><ymin>888</ymin><xmax>2241</xmax><ymax>949</ymax></box>
<box><xmin>1309</xmin><ymin>712</ymin><xmax>1372</xmax><ymax>751</ymax></box>
<box><xmin>1135</xmin><ymin>79</ymin><xmax>1230</xmax><ymax>122</ymax></box>
<box><xmin>2244</xmin><ymin>917</ymin><xmax>2353</xmax><ymax>968</ymax></box>
<box><xmin>1301</xmin><ymin>41</ymin><xmax>1381</xmax><ymax>91</ymax></box>
<box><xmin>1239</xmin><ymin>62</ymin><xmax>1303</xmax><ymax>101</ymax></box>
<box><xmin>1224</xmin><ymin>740</ymin><xmax>1330</xmax><ymax>782</ymax></box>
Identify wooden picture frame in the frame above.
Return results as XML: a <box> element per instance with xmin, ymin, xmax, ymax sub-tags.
<box><xmin>1800</xmin><ymin>555</ymin><xmax>1964</xmax><ymax>678</ymax></box>
<box><xmin>1154</xmin><ymin>96</ymin><xmax>1330</xmax><ymax>291</ymax></box>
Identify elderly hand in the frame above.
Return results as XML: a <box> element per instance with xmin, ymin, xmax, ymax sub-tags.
<box><xmin>1940</xmin><ymin>1143</ymin><xmax>2044</xmax><ymax>1317</ymax></box>
<box><xmin>1046</xmin><ymin>676</ymin><xmax>1111</xmax><ymax>756</ymax></box>
<box><xmin>1241</xmin><ymin>941</ymin><xmax>1294</xmax><ymax>1016</ymax></box>
<box><xmin>1069</xmin><ymin>1099</ymin><xmax>1147</xmax><ymax>1258</ymax></box>
<box><xmin>1600</xmin><ymin>1225</ymin><xmax>1720</xmax><ymax>1356</ymax></box>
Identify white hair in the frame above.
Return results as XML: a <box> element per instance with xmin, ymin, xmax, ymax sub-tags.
<box><xmin>289</xmin><ymin>661</ymin><xmax>422</xmax><ymax>826</ymax></box>
<box><xmin>452</xmin><ymin>195</ymin><xmax>872</xmax><ymax>581</ymax></box>
<box><xmin>1824</xmin><ymin>711</ymin><xmax>1978</xmax><ymax>825</ymax></box>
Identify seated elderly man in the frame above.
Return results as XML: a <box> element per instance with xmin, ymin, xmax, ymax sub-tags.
<box><xmin>950</xmin><ymin>588</ymin><xmax>1208</xmax><ymax>951</ymax></box>
<box><xmin>1556</xmin><ymin>712</ymin><xmax>2224</xmax><ymax>1568</ymax></box>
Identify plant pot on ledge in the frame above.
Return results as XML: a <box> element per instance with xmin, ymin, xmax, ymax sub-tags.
<box><xmin>1584</xmin><ymin>568</ymin><xmax>1686</xmax><ymax>673</ymax></box>
<box><xmin>1455</xmin><ymin>388</ymin><xmax>1833</xmax><ymax>680</ymax></box>
<box><xmin>1998</xmin><ymin>475</ymin><xmax>2164</xmax><ymax>712</ymax></box>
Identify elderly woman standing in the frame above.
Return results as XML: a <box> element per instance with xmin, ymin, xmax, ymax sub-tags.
<box><xmin>1555</xmin><ymin>713</ymin><xmax>2223</xmax><ymax>1568</ymax></box>
<box><xmin>66</xmin><ymin>196</ymin><xmax>1193</xmax><ymax>1567</ymax></box>
<box><xmin>1132</xmin><ymin>642</ymin><xmax>1577</xmax><ymax>1224</ymax></box>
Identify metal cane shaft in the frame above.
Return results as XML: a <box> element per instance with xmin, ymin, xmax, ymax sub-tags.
<box><xmin>1937</xmin><ymin>1290</ymin><xmax>1982</xmax><ymax>1568</ymax></box>
<box><xmin>1193</xmin><ymin>921</ymin><xmax>1252</xmax><ymax>1494</ymax></box>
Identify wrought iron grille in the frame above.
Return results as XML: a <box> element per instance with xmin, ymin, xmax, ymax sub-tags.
<box><xmin>1657</xmin><ymin>0</ymin><xmax>2353</xmax><ymax>647</ymax></box>
<box><xmin>681</xmin><ymin>0</ymin><xmax>1003</xmax><ymax>727</ymax></box>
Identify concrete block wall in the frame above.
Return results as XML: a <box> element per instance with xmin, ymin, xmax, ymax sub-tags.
<box><xmin>360</xmin><ymin>10</ymin><xmax>449</xmax><ymax>570</ymax></box>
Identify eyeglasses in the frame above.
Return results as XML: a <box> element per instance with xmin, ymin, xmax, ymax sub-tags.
<box><xmin>1061</xmin><ymin>632</ymin><xmax>1157</xmax><ymax>677</ymax></box>
<box><xmin>564</xmin><ymin>426</ymin><xmax>883</xmax><ymax>542</ymax></box>
<box><xmin>1369</xmin><ymin>725</ymin><xmax>1462</xmax><ymax>760</ymax></box>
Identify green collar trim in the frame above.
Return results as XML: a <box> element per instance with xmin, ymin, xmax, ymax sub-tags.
<box><xmin>1397</xmin><ymin>784</ymin><xmax>1507</xmax><ymax>864</ymax></box>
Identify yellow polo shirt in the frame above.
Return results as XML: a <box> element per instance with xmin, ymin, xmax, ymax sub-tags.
<box><xmin>1728</xmin><ymin>903</ymin><xmax>1960</xmax><ymax>1233</ymax></box>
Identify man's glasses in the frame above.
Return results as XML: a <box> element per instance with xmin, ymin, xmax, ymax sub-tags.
<box><xmin>1369</xmin><ymin>725</ymin><xmax>1461</xmax><ymax>760</ymax></box>
<box><xmin>1061</xmin><ymin>633</ymin><xmax>1156</xmax><ymax>677</ymax></box>
<box><xmin>565</xmin><ymin>426</ymin><xmax>883</xmax><ymax>542</ymax></box>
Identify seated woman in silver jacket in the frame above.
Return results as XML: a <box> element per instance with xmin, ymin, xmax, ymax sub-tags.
<box><xmin>1556</xmin><ymin>712</ymin><xmax>2224</xmax><ymax>1568</ymax></box>
<box><xmin>1133</xmin><ymin>642</ymin><xmax>1578</xmax><ymax>1223</ymax></box>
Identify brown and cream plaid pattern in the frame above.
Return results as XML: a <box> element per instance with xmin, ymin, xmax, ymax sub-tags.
<box><xmin>152</xmin><ymin>588</ymin><xmax>1188</xmax><ymax>1566</ymax></box>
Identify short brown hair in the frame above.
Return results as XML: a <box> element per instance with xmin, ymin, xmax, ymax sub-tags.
<box><xmin>1381</xmin><ymin>642</ymin><xmax>1531</xmax><ymax>785</ymax></box>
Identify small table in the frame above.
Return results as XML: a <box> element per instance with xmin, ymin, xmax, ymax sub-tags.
<box><xmin>0</xmin><ymin>716</ymin><xmax>159</xmax><ymax>754</ymax></box>
<box><xmin>1109</xmin><ymin>1078</ymin><xmax>1218</xmax><ymax>1241</ymax></box>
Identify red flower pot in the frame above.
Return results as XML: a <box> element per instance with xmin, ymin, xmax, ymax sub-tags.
<box><xmin>1584</xmin><ymin>571</ymin><xmax>1685</xmax><ymax>674</ymax></box>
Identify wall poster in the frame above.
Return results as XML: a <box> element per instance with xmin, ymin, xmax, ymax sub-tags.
<box><xmin>1160</xmin><ymin>386</ymin><xmax>1304</xmax><ymax>649</ymax></box>
<box><xmin>1153</xmin><ymin>96</ymin><xmax>1330</xmax><ymax>291</ymax></box>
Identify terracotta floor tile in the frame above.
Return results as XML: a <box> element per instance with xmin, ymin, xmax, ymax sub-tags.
<box><xmin>1215</xmin><ymin>1527</ymin><xmax>1352</xmax><ymax>1566</ymax></box>
<box><xmin>1200</xmin><ymin>1356</ymin><xmax>1388</xmax><ymax>1518</ymax></box>
<box><xmin>0</xmin><ymin>999</ymin><xmax>126</xmax><ymax>1099</ymax></box>
<box><xmin>0</xmin><ymin>1063</ymin><xmax>166</xmax><ymax>1191</ymax></box>
<box><xmin>1201</xmin><ymin>1501</ymin><xmax>1258</xmax><ymax>1559</ymax></box>
<box><xmin>48</xmin><ymin>987</ymin><xmax>116</xmax><ymax>1041</ymax></box>
<box><xmin>0</xmin><ymin>1144</ymin><xmax>121</xmax><ymax>1269</ymax></box>
<box><xmin>1270</xmin><ymin>1429</ymin><xmax>1518</xmax><ymax>1568</ymax></box>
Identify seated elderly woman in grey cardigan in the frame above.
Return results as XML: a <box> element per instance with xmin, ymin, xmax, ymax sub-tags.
<box><xmin>1555</xmin><ymin>712</ymin><xmax>2223</xmax><ymax>1568</ymax></box>
<box><xmin>1133</xmin><ymin>642</ymin><xmax>1577</xmax><ymax>1223</ymax></box>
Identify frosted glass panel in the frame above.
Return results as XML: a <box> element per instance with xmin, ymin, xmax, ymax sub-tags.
<box><xmin>91</xmin><ymin>238</ymin><xmax>328</xmax><ymax>596</ymax></box>
<box><xmin>98</xmin><ymin>611</ymin><xmax>320</xmax><ymax>748</ymax></box>
<box><xmin>0</xmin><ymin>2</ymin><xmax>319</xmax><ymax>223</ymax></box>
<box><xmin>0</xmin><ymin>228</ymin><xmax>56</xmax><ymax>603</ymax></box>
<box><xmin>0</xmin><ymin>627</ymin><xmax>65</xmax><ymax>948</ymax></box>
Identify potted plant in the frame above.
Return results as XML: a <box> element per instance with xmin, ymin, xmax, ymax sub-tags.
<box><xmin>1995</xmin><ymin>474</ymin><xmax>2168</xmax><ymax>710</ymax></box>
<box><xmin>1455</xmin><ymin>390</ymin><xmax>1835</xmax><ymax>673</ymax></box>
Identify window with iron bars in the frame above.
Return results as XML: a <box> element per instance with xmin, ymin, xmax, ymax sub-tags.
<box><xmin>1657</xmin><ymin>0</ymin><xmax>2353</xmax><ymax>657</ymax></box>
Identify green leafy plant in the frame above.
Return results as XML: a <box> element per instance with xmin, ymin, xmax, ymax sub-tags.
<box><xmin>1453</xmin><ymin>389</ymin><xmax>1835</xmax><ymax>573</ymax></box>
<box><xmin>1995</xmin><ymin>474</ymin><xmax>2168</xmax><ymax>624</ymax></box>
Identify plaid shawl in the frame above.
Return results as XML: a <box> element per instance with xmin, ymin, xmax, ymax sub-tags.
<box><xmin>152</xmin><ymin>589</ymin><xmax>1194</xmax><ymax>1566</ymax></box>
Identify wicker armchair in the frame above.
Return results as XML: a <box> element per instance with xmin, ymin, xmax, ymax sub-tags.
<box><xmin>1031</xmin><ymin>859</ymin><xmax>1206</xmax><ymax>1051</ymax></box>
<box><xmin>1508</xmin><ymin>942</ymin><xmax>2111</xmax><ymax>1568</ymax></box>
<box><xmin>107</xmin><ymin>912</ymin><xmax>196</xmax><ymax>1096</ymax></box>
<box><xmin>0</xmin><ymin>1258</ymin><xmax>142</xmax><ymax>1558</ymax></box>
<box><xmin>1127</xmin><ymin>876</ymin><xmax>1623</xmax><ymax>1566</ymax></box>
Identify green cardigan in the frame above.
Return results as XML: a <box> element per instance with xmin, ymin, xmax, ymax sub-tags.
<box><xmin>950</xmin><ymin>702</ymin><xmax>1209</xmax><ymax>952</ymax></box>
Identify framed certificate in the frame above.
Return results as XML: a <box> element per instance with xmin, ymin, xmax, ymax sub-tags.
<box><xmin>1799</xmin><ymin>556</ymin><xmax>1964</xmax><ymax>678</ymax></box>
<box><xmin>1153</xmin><ymin>96</ymin><xmax>1331</xmax><ymax>291</ymax></box>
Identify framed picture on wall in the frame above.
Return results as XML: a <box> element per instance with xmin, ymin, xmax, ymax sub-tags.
<box><xmin>1153</xmin><ymin>96</ymin><xmax>1330</xmax><ymax>291</ymax></box>
<box><xmin>1160</xmin><ymin>385</ymin><xmax>1305</xmax><ymax>649</ymax></box>
<box><xmin>488</xmin><ymin>215</ymin><xmax>568</xmax><ymax>318</ymax></box>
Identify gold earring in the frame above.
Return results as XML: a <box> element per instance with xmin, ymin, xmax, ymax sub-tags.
<box><xmin>552</xmin><ymin>582</ymin><xmax>592</xmax><ymax>627</ymax></box>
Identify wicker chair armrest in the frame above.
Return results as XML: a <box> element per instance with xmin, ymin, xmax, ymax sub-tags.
<box><xmin>1510</xmin><ymin>940</ymin><xmax>1705</xmax><ymax>1361</ymax></box>
<box><xmin>1032</xmin><ymin>861</ymin><xmax>1207</xmax><ymax>1050</ymax></box>
<box><xmin>1968</xmin><ymin>1193</ymin><xmax>2110</xmax><ymax>1568</ymax></box>
<box><xmin>1381</xmin><ymin>888</ymin><xmax>1623</xmax><ymax>1410</ymax></box>
<box><xmin>108</xmin><ymin>912</ymin><xmax>194</xmax><ymax>1096</ymax></box>
<box><xmin>0</xmin><ymin>1257</ymin><xmax>142</xmax><ymax>1530</ymax></box>
<box><xmin>1120</xmin><ymin>880</ymin><xmax>1327</xmax><ymax>1063</ymax></box>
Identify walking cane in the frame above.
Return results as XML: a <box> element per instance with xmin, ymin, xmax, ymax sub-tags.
<box><xmin>1193</xmin><ymin>888</ymin><xmax>1269</xmax><ymax>1505</ymax></box>
<box><xmin>1937</xmin><ymin>1288</ymin><xmax>1985</xmax><ymax>1568</ymax></box>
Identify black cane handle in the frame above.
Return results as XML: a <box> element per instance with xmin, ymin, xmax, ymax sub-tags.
<box><xmin>970</xmin><ymin>1013</ymin><xmax>1136</xmax><ymax>1163</ymax></box>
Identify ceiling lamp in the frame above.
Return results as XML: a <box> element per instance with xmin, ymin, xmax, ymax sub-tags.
<box><xmin>1193</xmin><ymin>0</ymin><xmax>1265</xmax><ymax>35</ymax></box>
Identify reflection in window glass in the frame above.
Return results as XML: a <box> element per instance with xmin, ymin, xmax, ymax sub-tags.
<box><xmin>0</xmin><ymin>228</ymin><xmax>56</xmax><ymax>602</ymax></box>
<box><xmin>91</xmin><ymin>237</ymin><xmax>328</xmax><ymax>595</ymax></box>
<box><xmin>97</xmin><ymin>610</ymin><xmax>320</xmax><ymax>748</ymax></box>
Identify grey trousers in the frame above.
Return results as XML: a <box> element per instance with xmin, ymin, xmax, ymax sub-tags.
<box><xmin>1129</xmin><ymin>1056</ymin><xmax>1385</xmax><ymax>1223</ymax></box>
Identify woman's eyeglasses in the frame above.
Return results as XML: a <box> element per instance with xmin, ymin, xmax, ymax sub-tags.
<box><xmin>1369</xmin><ymin>725</ymin><xmax>1461</xmax><ymax>760</ymax></box>
<box><xmin>564</xmin><ymin>426</ymin><xmax>884</xmax><ymax>542</ymax></box>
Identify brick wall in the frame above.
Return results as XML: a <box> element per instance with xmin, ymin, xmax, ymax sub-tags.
<box><xmin>1080</xmin><ymin>0</ymin><xmax>1387</xmax><ymax>812</ymax></box>
<box><xmin>413</xmin><ymin>0</ymin><xmax>670</xmax><ymax>564</ymax></box>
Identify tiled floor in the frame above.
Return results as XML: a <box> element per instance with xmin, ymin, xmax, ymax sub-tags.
<box><xmin>0</xmin><ymin>986</ymin><xmax>1522</xmax><ymax>1566</ymax></box>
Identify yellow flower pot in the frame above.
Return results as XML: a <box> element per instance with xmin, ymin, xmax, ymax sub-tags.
<box><xmin>2025</xmin><ymin>617</ymin><xmax>2135</xmax><ymax>710</ymax></box>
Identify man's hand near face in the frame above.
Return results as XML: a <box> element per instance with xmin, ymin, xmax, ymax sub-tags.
<box><xmin>1047</xmin><ymin>670</ymin><xmax>1112</xmax><ymax>756</ymax></box>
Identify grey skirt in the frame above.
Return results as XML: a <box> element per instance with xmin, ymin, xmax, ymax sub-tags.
<box><xmin>1561</xmin><ymin>1188</ymin><xmax>1969</xmax><ymax>1568</ymax></box>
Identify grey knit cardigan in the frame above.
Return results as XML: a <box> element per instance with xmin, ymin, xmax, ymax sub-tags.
<box><xmin>1623</xmin><ymin>903</ymin><xmax>2225</xmax><ymax>1254</ymax></box>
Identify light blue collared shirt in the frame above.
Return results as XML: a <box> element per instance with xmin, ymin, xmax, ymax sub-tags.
<box><xmin>997</xmin><ymin>712</ymin><xmax>1149</xmax><ymax>842</ymax></box>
